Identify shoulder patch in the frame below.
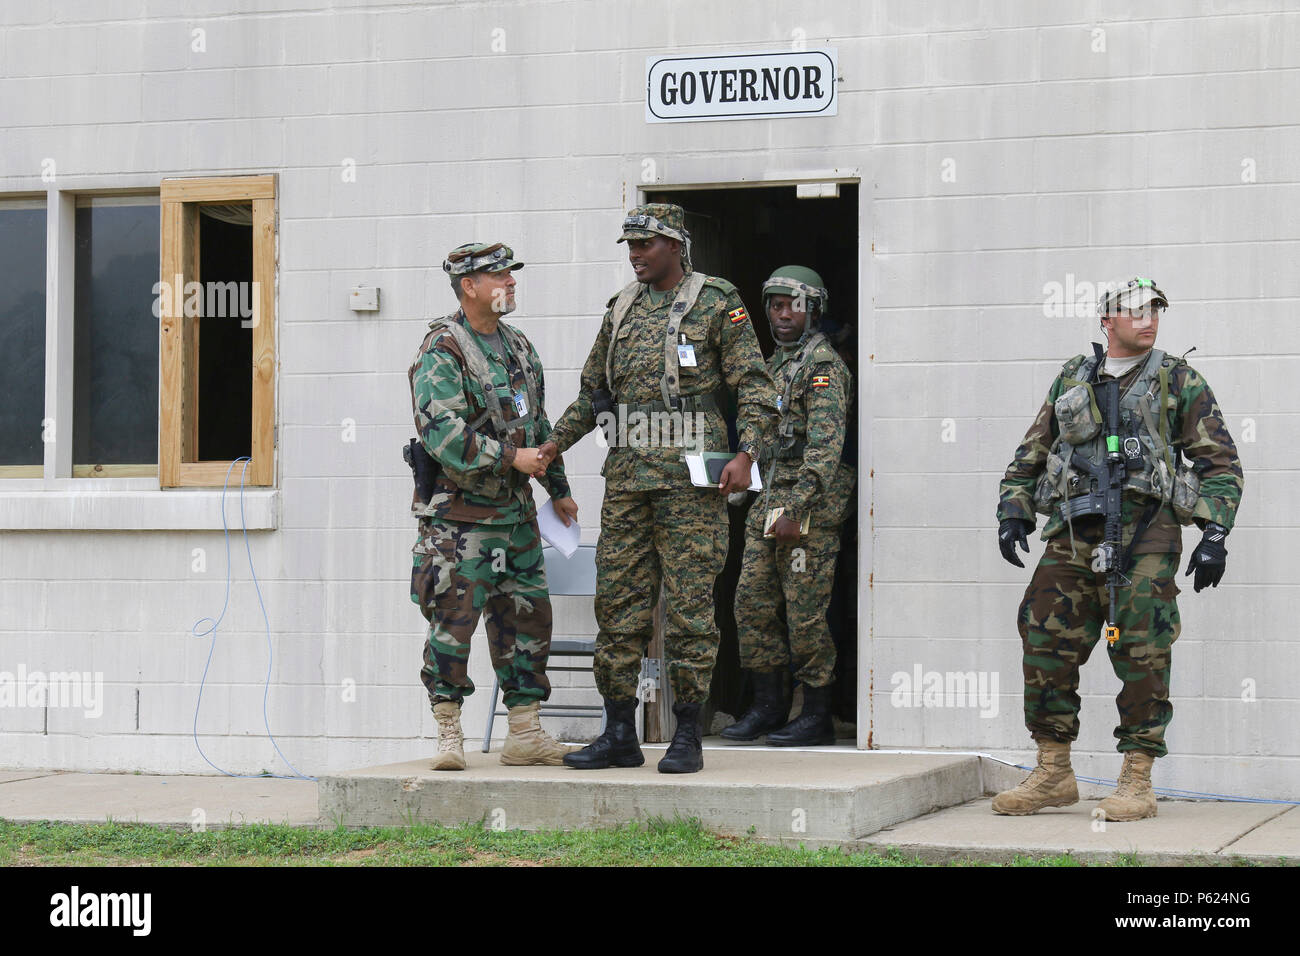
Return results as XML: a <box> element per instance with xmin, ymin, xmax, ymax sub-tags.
<box><xmin>811</xmin><ymin>374</ymin><xmax>832</xmax><ymax>388</ymax></box>
<box><xmin>1061</xmin><ymin>353</ymin><xmax>1088</xmax><ymax>377</ymax></box>
<box><xmin>728</xmin><ymin>306</ymin><xmax>749</xmax><ymax>325</ymax></box>
<box><xmin>700</xmin><ymin>274</ymin><xmax>737</xmax><ymax>296</ymax></box>
<box><xmin>810</xmin><ymin>343</ymin><xmax>839</xmax><ymax>366</ymax></box>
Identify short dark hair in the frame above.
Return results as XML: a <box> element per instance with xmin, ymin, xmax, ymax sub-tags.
<box><xmin>451</xmin><ymin>273</ymin><xmax>471</xmax><ymax>301</ymax></box>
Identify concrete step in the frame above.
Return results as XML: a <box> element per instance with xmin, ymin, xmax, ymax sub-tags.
<box><xmin>860</xmin><ymin>798</ymin><xmax>1300</xmax><ymax>865</ymax></box>
<box><xmin>317</xmin><ymin>744</ymin><xmax>984</xmax><ymax>842</ymax></box>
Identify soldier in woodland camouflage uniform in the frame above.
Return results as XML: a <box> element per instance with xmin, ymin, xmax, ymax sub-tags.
<box><xmin>722</xmin><ymin>266</ymin><xmax>855</xmax><ymax>747</ymax></box>
<box><xmin>538</xmin><ymin>204</ymin><xmax>778</xmax><ymax>774</ymax></box>
<box><xmin>407</xmin><ymin>241</ymin><xmax>578</xmax><ymax>770</ymax></box>
<box><xmin>994</xmin><ymin>278</ymin><xmax>1243</xmax><ymax>820</ymax></box>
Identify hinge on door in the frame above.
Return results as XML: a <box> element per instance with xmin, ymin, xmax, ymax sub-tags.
<box><xmin>637</xmin><ymin>658</ymin><xmax>661</xmax><ymax>703</ymax></box>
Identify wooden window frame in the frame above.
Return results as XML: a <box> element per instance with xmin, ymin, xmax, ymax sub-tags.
<box><xmin>159</xmin><ymin>175</ymin><xmax>277</xmax><ymax>487</ymax></box>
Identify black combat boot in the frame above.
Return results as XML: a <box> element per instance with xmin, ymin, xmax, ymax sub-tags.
<box><xmin>563</xmin><ymin>698</ymin><xmax>644</xmax><ymax>769</ymax></box>
<box><xmin>766</xmin><ymin>684</ymin><xmax>835</xmax><ymax>747</ymax></box>
<box><xmin>657</xmin><ymin>702</ymin><xmax>704</xmax><ymax>774</ymax></box>
<box><xmin>719</xmin><ymin>670</ymin><xmax>788</xmax><ymax>742</ymax></box>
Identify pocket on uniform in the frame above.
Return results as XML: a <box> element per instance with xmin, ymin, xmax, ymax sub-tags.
<box><xmin>1171</xmin><ymin>465</ymin><xmax>1200</xmax><ymax>525</ymax></box>
<box><xmin>1054</xmin><ymin>384</ymin><xmax>1101</xmax><ymax>445</ymax></box>
<box><xmin>1032</xmin><ymin>451</ymin><xmax>1067</xmax><ymax>515</ymax></box>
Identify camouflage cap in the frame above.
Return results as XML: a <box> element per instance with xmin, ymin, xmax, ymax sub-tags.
<box><xmin>1098</xmin><ymin>277</ymin><xmax>1168</xmax><ymax>316</ymax></box>
<box><xmin>617</xmin><ymin>203</ymin><xmax>688</xmax><ymax>244</ymax></box>
<box><xmin>442</xmin><ymin>241</ymin><xmax>524</xmax><ymax>277</ymax></box>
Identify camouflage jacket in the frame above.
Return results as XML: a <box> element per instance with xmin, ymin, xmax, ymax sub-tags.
<box><xmin>997</xmin><ymin>350</ymin><xmax>1243</xmax><ymax>554</ymax></box>
<box><xmin>408</xmin><ymin>310</ymin><xmax>569</xmax><ymax>526</ymax></box>
<box><xmin>549</xmin><ymin>273</ymin><xmax>779</xmax><ymax>492</ymax></box>
<box><xmin>753</xmin><ymin>336</ymin><xmax>855</xmax><ymax>530</ymax></box>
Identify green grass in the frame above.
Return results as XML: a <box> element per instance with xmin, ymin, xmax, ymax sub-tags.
<box><xmin>0</xmin><ymin>817</ymin><xmax>1140</xmax><ymax>867</ymax></box>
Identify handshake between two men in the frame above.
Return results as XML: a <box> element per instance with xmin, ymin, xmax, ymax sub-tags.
<box><xmin>510</xmin><ymin>440</ymin><xmax>756</xmax><ymax>531</ymax></box>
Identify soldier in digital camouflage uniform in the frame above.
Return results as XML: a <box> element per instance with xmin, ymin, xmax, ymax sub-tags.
<box><xmin>538</xmin><ymin>204</ymin><xmax>779</xmax><ymax>774</ymax></box>
<box><xmin>407</xmin><ymin>241</ymin><xmax>579</xmax><ymax>770</ymax></box>
<box><xmin>721</xmin><ymin>266</ymin><xmax>855</xmax><ymax>747</ymax></box>
<box><xmin>994</xmin><ymin>278</ymin><xmax>1242</xmax><ymax>820</ymax></box>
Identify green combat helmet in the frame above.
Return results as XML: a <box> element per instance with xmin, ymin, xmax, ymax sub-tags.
<box><xmin>762</xmin><ymin>265</ymin><xmax>829</xmax><ymax>345</ymax></box>
<box><xmin>618</xmin><ymin>203</ymin><xmax>693</xmax><ymax>271</ymax></box>
<box><xmin>443</xmin><ymin>241</ymin><xmax>525</xmax><ymax>277</ymax></box>
<box><xmin>1097</xmin><ymin>277</ymin><xmax>1168</xmax><ymax>316</ymax></box>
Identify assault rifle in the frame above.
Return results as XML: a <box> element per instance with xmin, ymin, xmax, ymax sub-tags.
<box><xmin>1069</xmin><ymin>343</ymin><xmax>1128</xmax><ymax>645</ymax></box>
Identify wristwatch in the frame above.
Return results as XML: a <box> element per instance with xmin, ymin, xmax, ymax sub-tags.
<box><xmin>737</xmin><ymin>441</ymin><xmax>759</xmax><ymax>464</ymax></box>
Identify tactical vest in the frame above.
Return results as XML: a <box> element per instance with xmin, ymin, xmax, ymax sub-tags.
<box><xmin>420</xmin><ymin>315</ymin><xmax>542</xmax><ymax>503</ymax></box>
<box><xmin>759</xmin><ymin>331</ymin><xmax>855</xmax><ymax>526</ymax></box>
<box><xmin>606</xmin><ymin>272</ymin><xmax>708</xmax><ymax>411</ymax></box>
<box><xmin>770</xmin><ymin>332</ymin><xmax>835</xmax><ymax>460</ymax></box>
<box><xmin>426</xmin><ymin>316</ymin><xmax>542</xmax><ymax>440</ymax></box>
<box><xmin>1032</xmin><ymin>348</ymin><xmax>1200</xmax><ymax>525</ymax></box>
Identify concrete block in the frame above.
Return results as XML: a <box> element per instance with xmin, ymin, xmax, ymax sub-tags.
<box><xmin>279</xmin><ymin>9</ymin><xmax>377</xmax><ymax>65</ymax></box>
<box><xmin>928</xmin><ymin>28</ymin><xmax>1041</xmax><ymax>86</ymax></box>
<box><xmin>142</xmin><ymin>70</ymin><xmax>236</xmax><ymax>123</ymax></box>
<box><xmin>186</xmin><ymin>117</ymin><xmax>285</xmax><ymax>172</ymax></box>
<box><xmin>1150</xmin><ymin>14</ymin><xmax>1268</xmax><ymax>76</ymax></box>
<box><xmin>279</xmin><ymin>216</ymin><xmax>378</xmax><ymax>272</ymax></box>
<box><xmin>318</xmin><ymin>750</ymin><xmax>983</xmax><ymax>840</ymax></box>
<box><xmin>1038</xmin><ymin>21</ymin><xmax>1151</xmax><ymax>81</ymax></box>
<box><xmin>371</xmin><ymin>5</ymin><xmax>476</xmax><ymax>60</ymax></box>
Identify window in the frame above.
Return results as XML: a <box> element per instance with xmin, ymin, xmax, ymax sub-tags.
<box><xmin>0</xmin><ymin>198</ymin><xmax>47</xmax><ymax>478</ymax></box>
<box><xmin>72</xmin><ymin>195</ymin><xmax>161</xmax><ymax>477</ymax></box>
<box><xmin>0</xmin><ymin>177</ymin><xmax>278</xmax><ymax>530</ymax></box>
<box><xmin>159</xmin><ymin>175</ymin><xmax>277</xmax><ymax>487</ymax></box>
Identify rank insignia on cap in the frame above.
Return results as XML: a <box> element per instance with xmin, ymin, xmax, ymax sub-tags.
<box><xmin>728</xmin><ymin>307</ymin><xmax>748</xmax><ymax>324</ymax></box>
<box><xmin>811</xmin><ymin>374</ymin><xmax>831</xmax><ymax>388</ymax></box>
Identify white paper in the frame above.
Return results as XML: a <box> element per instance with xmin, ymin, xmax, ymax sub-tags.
<box><xmin>684</xmin><ymin>455</ymin><xmax>762</xmax><ymax>491</ymax></box>
<box><xmin>538</xmin><ymin>498</ymin><xmax>581</xmax><ymax>558</ymax></box>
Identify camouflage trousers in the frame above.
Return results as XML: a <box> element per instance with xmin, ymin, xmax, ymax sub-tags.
<box><xmin>1017</xmin><ymin>537</ymin><xmax>1182</xmax><ymax>757</ymax></box>
<box><xmin>594</xmin><ymin>487</ymin><xmax>728</xmax><ymax>703</ymax></box>
<box><xmin>735</xmin><ymin>523</ymin><xmax>841</xmax><ymax>688</ymax></box>
<box><xmin>410</xmin><ymin>517</ymin><xmax>553</xmax><ymax>709</ymax></box>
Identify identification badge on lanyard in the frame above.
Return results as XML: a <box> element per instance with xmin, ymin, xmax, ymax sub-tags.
<box><xmin>513</xmin><ymin>391</ymin><xmax>528</xmax><ymax>416</ymax></box>
<box><xmin>677</xmin><ymin>342</ymin><xmax>697</xmax><ymax>367</ymax></box>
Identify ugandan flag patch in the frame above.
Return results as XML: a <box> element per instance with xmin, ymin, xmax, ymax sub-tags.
<box><xmin>728</xmin><ymin>307</ymin><xmax>748</xmax><ymax>324</ymax></box>
<box><xmin>811</xmin><ymin>374</ymin><xmax>831</xmax><ymax>388</ymax></box>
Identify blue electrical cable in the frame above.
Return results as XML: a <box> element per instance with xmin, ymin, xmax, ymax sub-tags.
<box><xmin>190</xmin><ymin>457</ymin><xmax>315</xmax><ymax>782</ymax></box>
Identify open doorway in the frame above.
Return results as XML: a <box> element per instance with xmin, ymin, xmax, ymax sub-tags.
<box><xmin>645</xmin><ymin>183</ymin><xmax>861</xmax><ymax>740</ymax></box>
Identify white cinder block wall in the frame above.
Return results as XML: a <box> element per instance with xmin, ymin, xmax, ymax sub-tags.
<box><xmin>1</xmin><ymin>1</ymin><xmax>1296</xmax><ymax>800</ymax></box>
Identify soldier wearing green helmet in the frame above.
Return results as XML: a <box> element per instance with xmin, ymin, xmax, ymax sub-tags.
<box><xmin>406</xmin><ymin>241</ymin><xmax>578</xmax><ymax>771</ymax></box>
<box><xmin>994</xmin><ymin>276</ymin><xmax>1243</xmax><ymax>820</ymax></box>
<box><xmin>721</xmin><ymin>265</ymin><xmax>856</xmax><ymax>746</ymax></box>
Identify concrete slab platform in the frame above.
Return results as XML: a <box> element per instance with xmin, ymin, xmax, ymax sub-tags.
<box><xmin>318</xmin><ymin>747</ymin><xmax>984</xmax><ymax>842</ymax></box>
<box><xmin>862</xmin><ymin>797</ymin><xmax>1298</xmax><ymax>865</ymax></box>
<box><xmin>0</xmin><ymin>772</ymin><xmax>318</xmax><ymax>828</ymax></box>
<box><xmin>1220</xmin><ymin>805</ymin><xmax>1300</xmax><ymax>861</ymax></box>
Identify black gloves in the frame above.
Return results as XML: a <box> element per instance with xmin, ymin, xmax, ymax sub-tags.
<box><xmin>998</xmin><ymin>518</ymin><xmax>1033</xmax><ymax>568</ymax></box>
<box><xmin>1185</xmin><ymin>522</ymin><xmax>1229</xmax><ymax>592</ymax></box>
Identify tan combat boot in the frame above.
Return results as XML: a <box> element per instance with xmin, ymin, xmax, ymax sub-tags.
<box><xmin>430</xmin><ymin>700</ymin><xmax>466</xmax><ymax>771</ymax></box>
<box><xmin>500</xmin><ymin>701</ymin><xmax>573</xmax><ymax>766</ymax></box>
<box><xmin>991</xmin><ymin>739</ymin><xmax>1079</xmax><ymax>815</ymax></box>
<box><xmin>1097</xmin><ymin>751</ymin><xmax>1158</xmax><ymax>821</ymax></box>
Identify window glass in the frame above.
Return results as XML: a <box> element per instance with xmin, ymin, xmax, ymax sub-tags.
<box><xmin>72</xmin><ymin>197</ymin><xmax>160</xmax><ymax>469</ymax></box>
<box><xmin>0</xmin><ymin>201</ymin><xmax>47</xmax><ymax>468</ymax></box>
